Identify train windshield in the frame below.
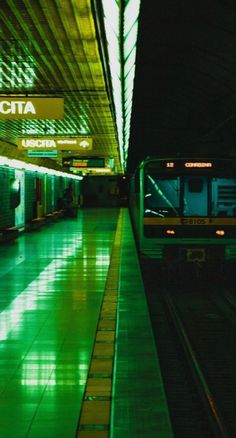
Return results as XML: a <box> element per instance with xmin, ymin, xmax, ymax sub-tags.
<box><xmin>144</xmin><ymin>172</ymin><xmax>236</xmax><ymax>217</ymax></box>
<box><xmin>211</xmin><ymin>177</ymin><xmax>236</xmax><ymax>217</ymax></box>
<box><xmin>144</xmin><ymin>175</ymin><xmax>180</xmax><ymax>217</ymax></box>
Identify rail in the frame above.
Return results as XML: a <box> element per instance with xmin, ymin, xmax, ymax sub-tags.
<box><xmin>164</xmin><ymin>292</ymin><xmax>230</xmax><ymax>438</ymax></box>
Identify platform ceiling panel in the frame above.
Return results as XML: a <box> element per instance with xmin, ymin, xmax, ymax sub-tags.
<box><xmin>0</xmin><ymin>0</ymin><xmax>121</xmax><ymax>172</ymax></box>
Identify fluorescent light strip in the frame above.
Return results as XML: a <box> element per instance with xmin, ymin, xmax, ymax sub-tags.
<box><xmin>102</xmin><ymin>0</ymin><xmax>141</xmax><ymax>171</ymax></box>
<box><xmin>102</xmin><ymin>0</ymin><xmax>123</xmax><ymax>169</ymax></box>
<box><xmin>124</xmin><ymin>0</ymin><xmax>140</xmax><ymax>35</ymax></box>
<box><xmin>0</xmin><ymin>155</ymin><xmax>83</xmax><ymax>180</ymax></box>
<box><xmin>124</xmin><ymin>47</ymin><xmax>136</xmax><ymax>77</ymax></box>
<box><xmin>124</xmin><ymin>22</ymin><xmax>138</xmax><ymax>59</ymax></box>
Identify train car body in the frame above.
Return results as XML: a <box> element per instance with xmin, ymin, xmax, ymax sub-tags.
<box><xmin>0</xmin><ymin>157</ymin><xmax>82</xmax><ymax>234</ymax></box>
<box><xmin>130</xmin><ymin>157</ymin><xmax>236</xmax><ymax>264</ymax></box>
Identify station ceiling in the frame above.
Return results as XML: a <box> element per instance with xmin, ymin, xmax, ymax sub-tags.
<box><xmin>127</xmin><ymin>0</ymin><xmax>236</xmax><ymax>172</ymax></box>
<box><xmin>1</xmin><ymin>1</ymin><xmax>235</xmax><ymax>177</ymax></box>
<box><xmin>0</xmin><ymin>0</ymin><xmax>141</xmax><ymax>175</ymax></box>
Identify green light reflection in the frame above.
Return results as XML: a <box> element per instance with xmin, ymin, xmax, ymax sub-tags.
<box><xmin>0</xmin><ymin>240</ymin><xmax>82</xmax><ymax>342</ymax></box>
<box><xmin>21</xmin><ymin>352</ymin><xmax>88</xmax><ymax>387</ymax></box>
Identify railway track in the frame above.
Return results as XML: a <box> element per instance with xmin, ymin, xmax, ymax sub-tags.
<box><xmin>141</xmin><ymin>260</ymin><xmax>235</xmax><ymax>437</ymax></box>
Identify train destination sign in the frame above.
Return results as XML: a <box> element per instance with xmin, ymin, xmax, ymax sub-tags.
<box><xmin>166</xmin><ymin>161</ymin><xmax>213</xmax><ymax>168</ymax></box>
<box><xmin>17</xmin><ymin>137</ymin><xmax>93</xmax><ymax>150</ymax></box>
<box><xmin>184</xmin><ymin>162</ymin><xmax>212</xmax><ymax>168</ymax></box>
<box><xmin>0</xmin><ymin>97</ymin><xmax>64</xmax><ymax>119</ymax></box>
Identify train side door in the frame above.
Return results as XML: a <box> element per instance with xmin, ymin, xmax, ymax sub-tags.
<box><xmin>183</xmin><ymin>176</ymin><xmax>208</xmax><ymax>216</ymax></box>
<box><xmin>14</xmin><ymin>169</ymin><xmax>25</xmax><ymax>227</ymax></box>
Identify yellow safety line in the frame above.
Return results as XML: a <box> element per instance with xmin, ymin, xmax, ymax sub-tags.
<box><xmin>76</xmin><ymin>209</ymin><xmax>124</xmax><ymax>438</ymax></box>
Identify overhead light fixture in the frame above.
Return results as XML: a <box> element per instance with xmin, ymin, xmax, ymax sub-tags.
<box><xmin>0</xmin><ymin>155</ymin><xmax>83</xmax><ymax>180</ymax></box>
<box><xmin>101</xmin><ymin>0</ymin><xmax>141</xmax><ymax>170</ymax></box>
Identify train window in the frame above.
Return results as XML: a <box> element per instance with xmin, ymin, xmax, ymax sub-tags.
<box><xmin>184</xmin><ymin>176</ymin><xmax>208</xmax><ymax>216</ymax></box>
<box><xmin>211</xmin><ymin>178</ymin><xmax>236</xmax><ymax>217</ymax></box>
<box><xmin>188</xmin><ymin>178</ymin><xmax>203</xmax><ymax>192</ymax></box>
<box><xmin>10</xmin><ymin>178</ymin><xmax>21</xmax><ymax>209</ymax></box>
<box><xmin>144</xmin><ymin>176</ymin><xmax>180</xmax><ymax>216</ymax></box>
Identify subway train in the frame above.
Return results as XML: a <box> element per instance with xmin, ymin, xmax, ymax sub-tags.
<box><xmin>0</xmin><ymin>156</ymin><xmax>82</xmax><ymax>238</ymax></box>
<box><xmin>129</xmin><ymin>156</ymin><xmax>236</xmax><ymax>268</ymax></box>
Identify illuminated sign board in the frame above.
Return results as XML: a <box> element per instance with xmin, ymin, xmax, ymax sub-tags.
<box><xmin>27</xmin><ymin>150</ymin><xmax>58</xmax><ymax>158</ymax></box>
<box><xmin>0</xmin><ymin>97</ymin><xmax>64</xmax><ymax>119</ymax></box>
<box><xmin>17</xmin><ymin>137</ymin><xmax>93</xmax><ymax>150</ymax></box>
<box><xmin>70</xmin><ymin>167</ymin><xmax>112</xmax><ymax>175</ymax></box>
<box><xmin>184</xmin><ymin>162</ymin><xmax>212</xmax><ymax>168</ymax></box>
<box><xmin>165</xmin><ymin>161</ymin><xmax>213</xmax><ymax>168</ymax></box>
<box><xmin>63</xmin><ymin>158</ymin><xmax>105</xmax><ymax>168</ymax></box>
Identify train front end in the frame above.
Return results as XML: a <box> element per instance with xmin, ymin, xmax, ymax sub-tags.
<box><xmin>140</xmin><ymin>157</ymin><xmax>236</xmax><ymax>265</ymax></box>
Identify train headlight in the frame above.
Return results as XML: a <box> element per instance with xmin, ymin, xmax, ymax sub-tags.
<box><xmin>166</xmin><ymin>229</ymin><xmax>175</xmax><ymax>235</ymax></box>
<box><xmin>216</xmin><ymin>230</ymin><xmax>225</xmax><ymax>236</ymax></box>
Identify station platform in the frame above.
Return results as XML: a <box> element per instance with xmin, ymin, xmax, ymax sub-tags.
<box><xmin>0</xmin><ymin>208</ymin><xmax>173</xmax><ymax>438</ymax></box>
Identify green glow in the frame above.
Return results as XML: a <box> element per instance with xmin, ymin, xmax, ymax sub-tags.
<box><xmin>102</xmin><ymin>0</ymin><xmax>123</xmax><ymax>168</ymax></box>
<box><xmin>148</xmin><ymin>175</ymin><xmax>179</xmax><ymax>215</ymax></box>
<box><xmin>125</xmin><ymin>65</ymin><xmax>135</xmax><ymax>89</ymax></box>
<box><xmin>105</xmin><ymin>21</ymin><xmax>120</xmax><ymax>54</ymax></box>
<box><xmin>125</xmin><ymin>67</ymin><xmax>135</xmax><ymax>96</ymax></box>
<box><xmin>21</xmin><ymin>119</ymin><xmax>86</xmax><ymax>136</ymax></box>
<box><xmin>123</xmin><ymin>1</ymin><xmax>140</xmax><ymax>168</ymax></box>
<box><xmin>95</xmin><ymin>253</ymin><xmax>110</xmax><ymax>266</ymax></box>
<box><xmin>124</xmin><ymin>22</ymin><xmax>138</xmax><ymax>60</ymax></box>
<box><xmin>21</xmin><ymin>351</ymin><xmax>88</xmax><ymax>386</ymax></box>
<box><xmin>125</xmin><ymin>95</ymin><xmax>133</xmax><ymax>113</ymax></box>
<box><xmin>124</xmin><ymin>85</ymin><xmax>133</xmax><ymax>101</ymax></box>
<box><xmin>104</xmin><ymin>22</ymin><xmax>123</xmax><ymax>157</ymax></box>
<box><xmin>0</xmin><ymin>57</ymin><xmax>35</xmax><ymax>89</ymax></box>
<box><xmin>78</xmin><ymin>116</ymin><xmax>90</xmax><ymax>135</ymax></box>
<box><xmin>102</xmin><ymin>0</ymin><xmax>119</xmax><ymax>34</ymax></box>
<box><xmin>21</xmin><ymin>356</ymin><xmax>87</xmax><ymax>386</ymax></box>
<box><xmin>124</xmin><ymin>47</ymin><xmax>136</xmax><ymax>77</ymax></box>
<box><xmin>124</xmin><ymin>0</ymin><xmax>140</xmax><ymax>35</ymax></box>
<box><xmin>79</xmin><ymin>126</ymin><xmax>89</xmax><ymax>135</ymax></box>
<box><xmin>102</xmin><ymin>0</ymin><xmax>140</xmax><ymax>170</ymax></box>
<box><xmin>0</xmin><ymin>239</ymin><xmax>85</xmax><ymax>342</ymax></box>
<box><xmin>0</xmin><ymin>155</ymin><xmax>83</xmax><ymax>180</ymax></box>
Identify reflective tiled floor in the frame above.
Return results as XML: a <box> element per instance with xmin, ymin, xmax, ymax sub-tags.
<box><xmin>0</xmin><ymin>209</ymin><xmax>119</xmax><ymax>438</ymax></box>
<box><xmin>0</xmin><ymin>208</ymin><xmax>173</xmax><ymax>438</ymax></box>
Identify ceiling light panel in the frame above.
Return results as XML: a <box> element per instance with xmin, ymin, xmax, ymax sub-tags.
<box><xmin>0</xmin><ymin>0</ymin><xmax>121</xmax><ymax>172</ymax></box>
<box><xmin>101</xmin><ymin>0</ymin><xmax>141</xmax><ymax>170</ymax></box>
